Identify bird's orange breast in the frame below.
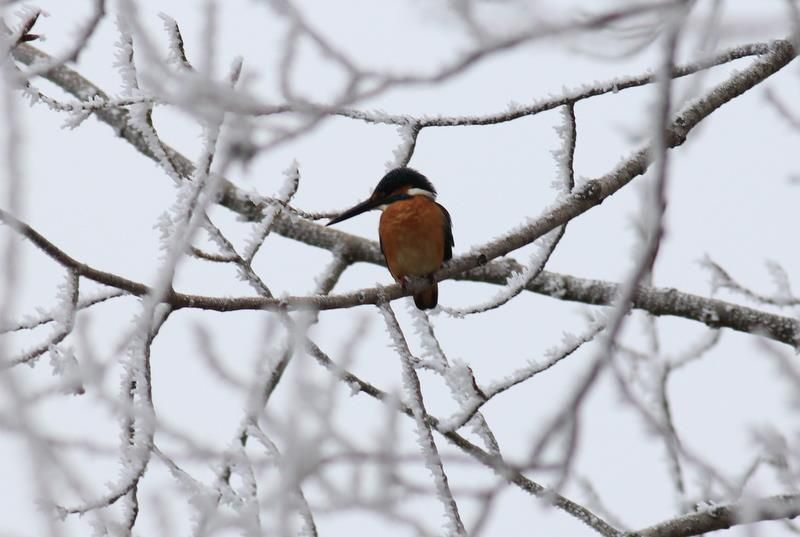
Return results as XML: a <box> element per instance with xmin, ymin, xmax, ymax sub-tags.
<box><xmin>379</xmin><ymin>196</ymin><xmax>446</xmax><ymax>280</ymax></box>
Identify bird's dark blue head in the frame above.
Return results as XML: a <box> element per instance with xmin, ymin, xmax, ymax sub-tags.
<box><xmin>326</xmin><ymin>167</ymin><xmax>437</xmax><ymax>226</ymax></box>
<box><xmin>373</xmin><ymin>167</ymin><xmax>436</xmax><ymax>198</ymax></box>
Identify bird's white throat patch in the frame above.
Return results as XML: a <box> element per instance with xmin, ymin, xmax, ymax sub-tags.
<box><xmin>378</xmin><ymin>187</ymin><xmax>435</xmax><ymax>211</ymax></box>
<box><xmin>406</xmin><ymin>188</ymin><xmax>435</xmax><ymax>199</ymax></box>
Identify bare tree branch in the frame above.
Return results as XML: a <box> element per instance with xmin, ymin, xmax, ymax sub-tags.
<box><xmin>2</xmin><ymin>207</ymin><xmax>799</xmax><ymax>349</ymax></box>
<box><xmin>378</xmin><ymin>303</ymin><xmax>467</xmax><ymax>536</ymax></box>
<box><xmin>304</xmin><ymin>337</ymin><xmax>621</xmax><ymax>536</ymax></box>
<box><xmin>632</xmin><ymin>493</ymin><xmax>800</xmax><ymax>537</ymax></box>
<box><xmin>9</xmin><ymin>38</ymin><xmax>788</xmax><ymax>220</ymax></box>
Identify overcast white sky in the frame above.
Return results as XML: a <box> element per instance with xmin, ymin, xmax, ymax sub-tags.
<box><xmin>2</xmin><ymin>1</ymin><xmax>800</xmax><ymax>536</ymax></box>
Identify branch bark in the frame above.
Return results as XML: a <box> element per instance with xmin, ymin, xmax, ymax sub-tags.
<box><xmin>632</xmin><ymin>493</ymin><xmax>800</xmax><ymax>537</ymax></box>
<box><xmin>2</xmin><ymin>207</ymin><xmax>798</xmax><ymax>348</ymax></box>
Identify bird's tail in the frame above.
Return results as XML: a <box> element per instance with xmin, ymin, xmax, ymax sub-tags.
<box><xmin>414</xmin><ymin>283</ymin><xmax>438</xmax><ymax>310</ymax></box>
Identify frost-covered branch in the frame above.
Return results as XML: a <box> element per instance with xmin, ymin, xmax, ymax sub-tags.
<box><xmin>158</xmin><ymin>13</ymin><xmax>193</xmax><ymax>71</ymax></box>
<box><xmin>526</xmin><ymin>14</ymin><xmax>683</xmax><ymax>473</ymax></box>
<box><xmin>114</xmin><ymin>16</ymin><xmax>183</xmax><ymax>185</ymax></box>
<box><xmin>304</xmin><ymin>336</ymin><xmax>621</xmax><ymax>536</ymax></box>
<box><xmin>702</xmin><ymin>255</ymin><xmax>800</xmax><ymax>306</ymax></box>
<box><xmin>409</xmin><ymin>306</ymin><xmax>500</xmax><ymax>454</ymax></box>
<box><xmin>2</xmin><ymin>270</ymin><xmax>79</xmax><ymax>368</ymax></box>
<box><xmin>4</xmin><ymin>33</ymin><xmax>795</xmax><ymax>341</ymax></box>
<box><xmin>9</xmin><ymin>36</ymin><xmax>787</xmax><ymax>221</ymax></box>
<box><xmin>56</xmin><ymin>306</ymin><xmax>167</xmax><ymax>521</ymax></box>
<box><xmin>1</xmin><ymin>288</ymin><xmax>125</xmax><ymax>334</ymax></box>
<box><xmin>378</xmin><ymin>303</ymin><xmax>467</xmax><ymax>536</ymax></box>
<box><xmin>442</xmin><ymin>99</ymin><xmax>575</xmax><ymax>317</ymax></box>
<box><xmin>13</xmin><ymin>0</ymin><xmax>105</xmax><ymax>75</ymax></box>
<box><xmin>440</xmin><ymin>318</ymin><xmax>607</xmax><ymax>433</ymax></box>
<box><xmin>188</xmin><ymin>217</ymin><xmax>346</xmax><ymax>532</ymax></box>
<box><xmin>247</xmin><ymin>424</ymin><xmax>319</xmax><ymax>537</ymax></box>
<box><xmin>8</xmin><ymin>39</ymin><xmax>774</xmax><ymax>132</ymax></box>
<box><xmin>359</xmin><ymin>2</ymin><xmax>688</xmax><ymax>92</ymax></box>
<box><xmin>241</xmin><ymin>163</ymin><xmax>300</xmax><ymax>263</ymax></box>
<box><xmin>632</xmin><ymin>493</ymin><xmax>800</xmax><ymax>537</ymax></box>
<box><xmin>3</xmin><ymin>206</ymin><xmax>799</xmax><ymax>348</ymax></box>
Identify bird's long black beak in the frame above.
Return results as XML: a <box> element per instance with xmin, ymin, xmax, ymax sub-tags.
<box><xmin>326</xmin><ymin>196</ymin><xmax>382</xmax><ymax>226</ymax></box>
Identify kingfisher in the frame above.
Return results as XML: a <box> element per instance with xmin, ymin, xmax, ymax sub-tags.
<box><xmin>327</xmin><ymin>167</ymin><xmax>454</xmax><ymax>310</ymax></box>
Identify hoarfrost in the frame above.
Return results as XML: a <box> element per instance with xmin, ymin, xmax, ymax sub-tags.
<box><xmin>386</xmin><ymin>123</ymin><xmax>418</xmax><ymax>170</ymax></box>
<box><xmin>242</xmin><ymin>161</ymin><xmax>300</xmax><ymax>262</ymax></box>
<box><xmin>48</xmin><ymin>344</ymin><xmax>84</xmax><ymax>395</ymax></box>
<box><xmin>442</xmin><ymin>227</ymin><xmax>562</xmax><ymax>316</ymax></box>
